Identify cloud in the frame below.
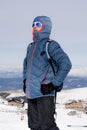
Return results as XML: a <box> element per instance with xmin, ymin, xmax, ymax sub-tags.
<box><xmin>69</xmin><ymin>67</ymin><xmax>87</xmax><ymax>77</ymax></box>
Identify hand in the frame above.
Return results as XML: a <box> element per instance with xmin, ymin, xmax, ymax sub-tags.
<box><xmin>56</xmin><ymin>82</ymin><xmax>63</xmax><ymax>92</ymax></box>
<box><xmin>41</xmin><ymin>82</ymin><xmax>63</xmax><ymax>95</ymax></box>
<box><xmin>23</xmin><ymin>79</ymin><xmax>26</xmax><ymax>93</ymax></box>
<box><xmin>41</xmin><ymin>82</ymin><xmax>57</xmax><ymax>95</ymax></box>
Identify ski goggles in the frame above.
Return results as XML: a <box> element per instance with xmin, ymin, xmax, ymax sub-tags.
<box><xmin>32</xmin><ymin>22</ymin><xmax>42</xmax><ymax>27</ymax></box>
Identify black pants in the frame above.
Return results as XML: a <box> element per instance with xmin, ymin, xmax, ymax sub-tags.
<box><xmin>27</xmin><ymin>96</ymin><xmax>60</xmax><ymax>130</ymax></box>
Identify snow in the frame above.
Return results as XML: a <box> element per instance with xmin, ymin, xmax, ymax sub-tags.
<box><xmin>0</xmin><ymin>87</ymin><xmax>87</xmax><ymax>130</ymax></box>
<box><xmin>0</xmin><ymin>112</ymin><xmax>29</xmax><ymax>130</ymax></box>
<box><xmin>57</xmin><ymin>87</ymin><xmax>87</xmax><ymax>104</ymax></box>
<box><xmin>6</xmin><ymin>90</ymin><xmax>25</xmax><ymax>99</ymax></box>
<box><xmin>56</xmin><ymin>108</ymin><xmax>87</xmax><ymax>130</ymax></box>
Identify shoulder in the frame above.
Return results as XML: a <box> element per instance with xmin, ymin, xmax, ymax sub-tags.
<box><xmin>27</xmin><ymin>42</ymin><xmax>34</xmax><ymax>50</ymax></box>
<box><xmin>48</xmin><ymin>40</ymin><xmax>61</xmax><ymax>51</ymax></box>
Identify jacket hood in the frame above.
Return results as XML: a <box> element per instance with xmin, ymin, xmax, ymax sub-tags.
<box><xmin>33</xmin><ymin>16</ymin><xmax>52</xmax><ymax>42</ymax></box>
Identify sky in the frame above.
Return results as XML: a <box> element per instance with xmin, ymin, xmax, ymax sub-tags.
<box><xmin>0</xmin><ymin>0</ymin><xmax>87</xmax><ymax>70</ymax></box>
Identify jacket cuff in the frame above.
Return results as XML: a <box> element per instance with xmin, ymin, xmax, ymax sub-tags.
<box><xmin>52</xmin><ymin>79</ymin><xmax>62</xmax><ymax>86</ymax></box>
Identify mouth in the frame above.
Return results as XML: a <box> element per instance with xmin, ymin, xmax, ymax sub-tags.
<box><xmin>33</xmin><ymin>29</ymin><xmax>38</xmax><ymax>32</ymax></box>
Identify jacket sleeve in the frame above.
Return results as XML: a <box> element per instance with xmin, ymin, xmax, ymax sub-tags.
<box><xmin>23</xmin><ymin>57</ymin><xmax>27</xmax><ymax>80</ymax></box>
<box><xmin>23</xmin><ymin>43</ymin><xmax>33</xmax><ymax>80</ymax></box>
<box><xmin>48</xmin><ymin>41</ymin><xmax>72</xmax><ymax>86</ymax></box>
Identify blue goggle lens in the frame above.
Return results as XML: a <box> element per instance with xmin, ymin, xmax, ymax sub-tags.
<box><xmin>32</xmin><ymin>22</ymin><xmax>42</xmax><ymax>27</ymax></box>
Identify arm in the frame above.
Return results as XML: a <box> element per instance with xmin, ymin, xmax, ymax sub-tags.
<box><xmin>23</xmin><ymin>57</ymin><xmax>27</xmax><ymax>80</ymax></box>
<box><xmin>23</xmin><ymin>43</ymin><xmax>32</xmax><ymax>80</ymax></box>
<box><xmin>23</xmin><ymin>57</ymin><xmax>27</xmax><ymax>93</ymax></box>
<box><xmin>41</xmin><ymin>41</ymin><xmax>72</xmax><ymax>95</ymax></box>
<box><xmin>49</xmin><ymin>41</ymin><xmax>72</xmax><ymax>86</ymax></box>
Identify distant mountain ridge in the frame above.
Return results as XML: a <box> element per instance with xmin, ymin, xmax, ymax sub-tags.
<box><xmin>0</xmin><ymin>77</ymin><xmax>22</xmax><ymax>91</ymax></box>
<box><xmin>0</xmin><ymin>68</ymin><xmax>87</xmax><ymax>91</ymax></box>
<box><xmin>0</xmin><ymin>76</ymin><xmax>87</xmax><ymax>91</ymax></box>
<box><xmin>64</xmin><ymin>76</ymin><xmax>87</xmax><ymax>89</ymax></box>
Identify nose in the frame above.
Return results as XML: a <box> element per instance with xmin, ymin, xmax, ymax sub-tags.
<box><xmin>33</xmin><ymin>26</ymin><xmax>37</xmax><ymax>28</ymax></box>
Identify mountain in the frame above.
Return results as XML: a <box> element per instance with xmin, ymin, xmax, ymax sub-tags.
<box><xmin>0</xmin><ymin>76</ymin><xmax>87</xmax><ymax>91</ymax></box>
<box><xmin>0</xmin><ymin>69</ymin><xmax>22</xmax><ymax>91</ymax></box>
<box><xmin>0</xmin><ymin>67</ymin><xmax>87</xmax><ymax>91</ymax></box>
<box><xmin>0</xmin><ymin>77</ymin><xmax>22</xmax><ymax>91</ymax></box>
<box><xmin>64</xmin><ymin>76</ymin><xmax>87</xmax><ymax>89</ymax></box>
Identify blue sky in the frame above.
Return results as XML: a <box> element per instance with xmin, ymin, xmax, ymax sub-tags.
<box><xmin>0</xmin><ymin>0</ymin><xmax>87</xmax><ymax>69</ymax></box>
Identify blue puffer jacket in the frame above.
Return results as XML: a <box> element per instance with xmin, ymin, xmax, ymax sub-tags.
<box><xmin>23</xmin><ymin>16</ymin><xmax>72</xmax><ymax>99</ymax></box>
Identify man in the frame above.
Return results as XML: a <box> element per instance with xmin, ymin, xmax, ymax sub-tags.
<box><xmin>23</xmin><ymin>16</ymin><xmax>72</xmax><ymax>130</ymax></box>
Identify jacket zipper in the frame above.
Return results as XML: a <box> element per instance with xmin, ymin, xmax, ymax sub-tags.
<box><xmin>28</xmin><ymin>41</ymin><xmax>36</xmax><ymax>98</ymax></box>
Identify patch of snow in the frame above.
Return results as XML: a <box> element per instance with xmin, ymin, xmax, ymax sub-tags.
<box><xmin>0</xmin><ymin>87</ymin><xmax>87</xmax><ymax>130</ymax></box>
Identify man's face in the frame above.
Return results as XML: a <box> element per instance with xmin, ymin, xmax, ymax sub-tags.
<box><xmin>32</xmin><ymin>21</ymin><xmax>43</xmax><ymax>33</ymax></box>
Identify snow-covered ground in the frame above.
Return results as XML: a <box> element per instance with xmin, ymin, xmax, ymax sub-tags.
<box><xmin>0</xmin><ymin>87</ymin><xmax>87</xmax><ymax>130</ymax></box>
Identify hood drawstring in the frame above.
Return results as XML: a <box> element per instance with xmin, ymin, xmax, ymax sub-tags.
<box><xmin>33</xmin><ymin>33</ymin><xmax>36</xmax><ymax>43</ymax></box>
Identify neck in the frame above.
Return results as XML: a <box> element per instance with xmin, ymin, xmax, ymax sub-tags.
<box><xmin>33</xmin><ymin>31</ymin><xmax>50</xmax><ymax>43</ymax></box>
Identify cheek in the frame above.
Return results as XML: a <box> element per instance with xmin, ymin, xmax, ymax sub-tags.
<box><xmin>37</xmin><ymin>26</ymin><xmax>43</xmax><ymax>32</ymax></box>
